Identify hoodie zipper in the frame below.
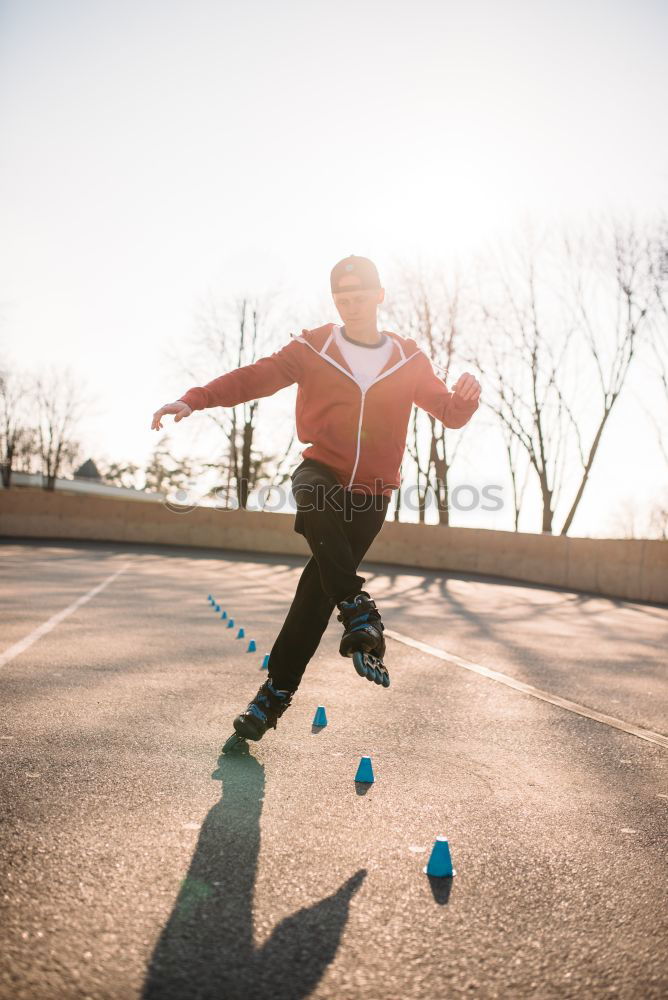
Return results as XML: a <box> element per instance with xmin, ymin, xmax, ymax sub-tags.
<box><xmin>347</xmin><ymin>390</ymin><xmax>367</xmax><ymax>489</ymax></box>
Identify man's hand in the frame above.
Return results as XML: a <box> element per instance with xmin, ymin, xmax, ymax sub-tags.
<box><xmin>151</xmin><ymin>401</ymin><xmax>193</xmax><ymax>431</ymax></box>
<box><xmin>452</xmin><ymin>373</ymin><xmax>481</xmax><ymax>403</ymax></box>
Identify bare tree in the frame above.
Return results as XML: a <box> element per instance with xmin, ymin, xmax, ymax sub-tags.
<box><xmin>167</xmin><ymin>292</ymin><xmax>299</xmax><ymax>509</ymax></box>
<box><xmin>647</xmin><ymin>494</ymin><xmax>668</xmax><ymax>540</ymax></box>
<box><xmin>12</xmin><ymin>427</ymin><xmax>40</xmax><ymax>475</ymax></box>
<box><xmin>405</xmin><ymin>405</ymin><xmax>430</xmax><ymax>523</ymax></box>
<box><xmin>144</xmin><ymin>435</ymin><xmax>197</xmax><ymax>495</ymax></box>
<box><xmin>466</xmin><ymin>217</ymin><xmax>658</xmax><ymax>534</ymax></box>
<box><xmin>646</xmin><ymin>330</ymin><xmax>668</xmax><ymax>466</ymax></box>
<box><xmin>559</xmin><ymin>218</ymin><xmax>657</xmax><ymax>535</ymax></box>
<box><xmin>495</xmin><ymin>418</ymin><xmax>532</xmax><ymax>533</ymax></box>
<box><xmin>640</xmin><ymin>216</ymin><xmax>668</xmax><ymax>465</ymax></box>
<box><xmin>98</xmin><ymin>459</ymin><xmax>143</xmax><ymax>490</ymax></box>
<box><xmin>609</xmin><ymin>491</ymin><xmax>668</xmax><ymax>540</ymax></box>
<box><xmin>391</xmin><ymin>460</ymin><xmax>404</xmax><ymax>522</ymax></box>
<box><xmin>256</xmin><ymin>429</ymin><xmax>299</xmax><ymax>510</ymax></box>
<box><xmin>467</xmin><ymin>240</ymin><xmax>572</xmax><ymax>533</ymax></box>
<box><xmin>385</xmin><ymin>264</ymin><xmax>470</xmax><ymax>525</ymax></box>
<box><xmin>33</xmin><ymin>368</ymin><xmax>88</xmax><ymax>490</ymax></box>
<box><xmin>0</xmin><ymin>362</ymin><xmax>35</xmax><ymax>487</ymax></box>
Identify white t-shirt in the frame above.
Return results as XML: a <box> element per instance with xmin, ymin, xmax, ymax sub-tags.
<box><xmin>334</xmin><ymin>325</ymin><xmax>394</xmax><ymax>391</ymax></box>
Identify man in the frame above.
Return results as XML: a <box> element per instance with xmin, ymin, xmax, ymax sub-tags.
<box><xmin>151</xmin><ymin>255</ymin><xmax>481</xmax><ymax>747</ymax></box>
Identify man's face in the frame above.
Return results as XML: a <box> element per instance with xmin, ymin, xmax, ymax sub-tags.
<box><xmin>333</xmin><ymin>274</ymin><xmax>385</xmax><ymax>330</ymax></box>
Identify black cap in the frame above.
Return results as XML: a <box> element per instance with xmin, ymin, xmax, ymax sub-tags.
<box><xmin>330</xmin><ymin>255</ymin><xmax>381</xmax><ymax>294</ymax></box>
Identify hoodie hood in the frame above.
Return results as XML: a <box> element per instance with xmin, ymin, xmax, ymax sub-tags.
<box><xmin>290</xmin><ymin>323</ymin><xmax>423</xmax><ymax>391</ymax></box>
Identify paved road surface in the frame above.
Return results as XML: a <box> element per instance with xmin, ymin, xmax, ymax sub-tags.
<box><xmin>1</xmin><ymin>539</ymin><xmax>667</xmax><ymax>1000</ymax></box>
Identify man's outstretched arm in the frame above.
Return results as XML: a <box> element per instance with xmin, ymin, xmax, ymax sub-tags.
<box><xmin>151</xmin><ymin>339</ymin><xmax>303</xmax><ymax>430</ymax></box>
<box><xmin>178</xmin><ymin>339</ymin><xmax>303</xmax><ymax>412</ymax></box>
<box><xmin>413</xmin><ymin>353</ymin><xmax>481</xmax><ymax>428</ymax></box>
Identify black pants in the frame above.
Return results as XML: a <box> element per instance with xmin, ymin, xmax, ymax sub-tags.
<box><xmin>267</xmin><ymin>458</ymin><xmax>390</xmax><ymax>692</ymax></box>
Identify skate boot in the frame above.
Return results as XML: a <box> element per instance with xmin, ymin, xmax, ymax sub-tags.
<box><xmin>336</xmin><ymin>591</ymin><xmax>390</xmax><ymax>688</ymax></box>
<box><xmin>221</xmin><ymin>678</ymin><xmax>294</xmax><ymax>754</ymax></box>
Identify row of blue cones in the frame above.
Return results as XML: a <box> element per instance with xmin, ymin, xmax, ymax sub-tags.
<box><xmin>208</xmin><ymin>594</ymin><xmax>268</xmax><ymax>662</ymax></box>
<box><xmin>207</xmin><ymin>592</ymin><xmax>455</xmax><ymax>879</ymax></box>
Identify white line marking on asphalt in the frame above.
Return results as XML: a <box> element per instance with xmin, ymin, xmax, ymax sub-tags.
<box><xmin>0</xmin><ymin>563</ymin><xmax>130</xmax><ymax>669</ymax></box>
<box><xmin>231</xmin><ymin>564</ymin><xmax>668</xmax><ymax>751</ymax></box>
<box><xmin>385</xmin><ymin>628</ymin><xmax>668</xmax><ymax>751</ymax></box>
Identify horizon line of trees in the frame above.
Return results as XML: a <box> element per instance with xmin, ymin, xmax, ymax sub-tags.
<box><xmin>2</xmin><ymin>213</ymin><xmax>667</xmax><ymax>539</ymax></box>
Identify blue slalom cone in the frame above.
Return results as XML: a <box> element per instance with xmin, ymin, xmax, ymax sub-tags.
<box><xmin>354</xmin><ymin>756</ymin><xmax>374</xmax><ymax>783</ymax></box>
<box><xmin>214</xmin><ymin>603</ymin><xmax>221</xmax><ymax>612</ymax></box>
<box><xmin>261</xmin><ymin>654</ymin><xmax>269</xmax><ymax>670</ymax></box>
<box><xmin>220</xmin><ymin>609</ymin><xmax>227</xmax><ymax>620</ymax></box>
<box><xmin>236</xmin><ymin>627</ymin><xmax>245</xmax><ymax>639</ymax></box>
<box><xmin>423</xmin><ymin>837</ymin><xmax>456</xmax><ymax>877</ymax></box>
<box><xmin>312</xmin><ymin>705</ymin><xmax>327</xmax><ymax>727</ymax></box>
<box><xmin>247</xmin><ymin>639</ymin><xmax>256</xmax><ymax>652</ymax></box>
<box><xmin>207</xmin><ymin>594</ymin><xmax>213</xmax><ymax>604</ymax></box>
<box><xmin>227</xmin><ymin>619</ymin><xmax>235</xmax><ymax>629</ymax></box>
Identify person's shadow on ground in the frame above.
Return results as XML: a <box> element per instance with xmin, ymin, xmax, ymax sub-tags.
<box><xmin>142</xmin><ymin>749</ymin><xmax>366</xmax><ymax>1000</ymax></box>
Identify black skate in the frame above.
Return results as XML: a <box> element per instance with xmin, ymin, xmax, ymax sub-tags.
<box><xmin>336</xmin><ymin>591</ymin><xmax>390</xmax><ymax>688</ymax></box>
<box><xmin>221</xmin><ymin>678</ymin><xmax>294</xmax><ymax>754</ymax></box>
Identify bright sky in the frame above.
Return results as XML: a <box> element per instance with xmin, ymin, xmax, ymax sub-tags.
<box><xmin>1</xmin><ymin>0</ymin><xmax>667</xmax><ymax>536</ymax></box>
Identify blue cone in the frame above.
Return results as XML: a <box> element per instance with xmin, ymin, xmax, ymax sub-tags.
<box><xmin>207</xmin><ymin>594</ymin><xmax>213</xmax><ymax>603</ymax></box>
<box><xmin>214</xmin><ymin>603</ymin><xmax>221</xmax><ymax>612</ymax></box>
<box><xmin>236</xmin><ymin>627</ymin><xmax>245</xmax><ymax>639</ymax></box>
<box><xmin>261</xmin><ymin>654</ymin><xmax>269</xmax><ymax>670</ymax></box>
<box><xmin>312</xmin><ymin>705</ymin><xmax>327</xmax><ymax>727</ymax></box>
<box><xmin>220</xmin><ymin>610</ymin><xmax>227</xmax><ymax>620</ymax></box>
<box><xmin>354</xmin><ymin>756</ymin><xmax>374</xmax><ymax>783</ymax></box>
<box><xmin>423</xmin><ymin>837</ymin><xmax>456</xmax><ymax>877</ymax></box>
<box><xmin>227</xmin><ymin>619</ymin><xmax>235</xmax><ymax>629</ymax></box>
<box><xmin>247</xmin><ymin>639</ymin><xmax>256</xmax><ymax>652</ymax></box>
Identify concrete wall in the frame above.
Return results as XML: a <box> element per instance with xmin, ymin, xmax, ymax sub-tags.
<box><xmin>1</xmin><ymin>487</ymin><xmax>666</xmax><ymax>605</ymax></box>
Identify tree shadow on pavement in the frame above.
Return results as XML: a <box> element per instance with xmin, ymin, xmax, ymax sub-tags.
<box><xmin>142</xmin><ymin>750</ymin><xmax>366</xmax><ymax>1000</ymax></box>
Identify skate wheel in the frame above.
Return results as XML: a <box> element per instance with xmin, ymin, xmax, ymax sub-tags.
<box><xmin>221</xmin><ymin>732</ymin><xmax>249</xmax><ymax>754</ymax></box>
<box><xmin>352</xmin><ymin>652</ymin><xmax>390</xmax><ymax>688</ymax></box>
<box><xmin>352</xmin><ymin>650</ymin><xmax>368</xmax><ymax>678</ymax></box>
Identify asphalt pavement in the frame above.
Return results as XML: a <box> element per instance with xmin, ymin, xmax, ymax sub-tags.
<box><xmin>1</xmin><ymin>538</ymin><xmax>667</xmax><ymax>1000</ymax></box>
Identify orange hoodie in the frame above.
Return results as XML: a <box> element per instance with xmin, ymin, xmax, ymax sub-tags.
<box><xmin>178</xmin><ymin>324</ymin><xmax>479</xmax><ymax>496</ymax></box>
